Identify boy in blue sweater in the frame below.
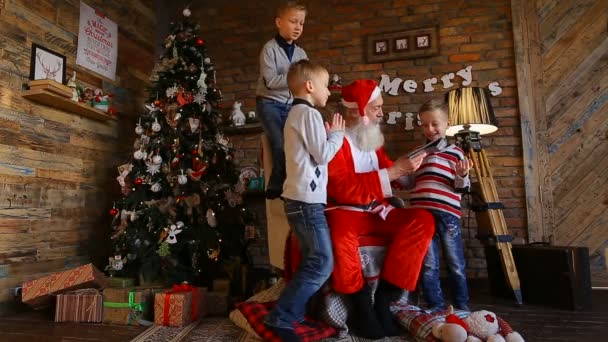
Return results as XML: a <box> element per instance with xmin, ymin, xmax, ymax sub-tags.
<box><xmin>256</xmin><ymin>1</ymin><xmax>309</xmax><ymax>199</ymax></box>
<box><xmin>264</xmin><ymin>60</ymin><xmax>344</xmax><ymax>341</ymax></box>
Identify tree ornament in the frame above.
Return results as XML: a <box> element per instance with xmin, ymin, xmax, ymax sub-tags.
<box><xmin>151</xmin><ymin>182</ymin><xmax>162</xmax><ymax>192</ymax></box>
<box><xmin>157</xmin><ymin>241</ymin><xmax>170</xmax><ymax>257</ymax></box>
<box><xmin>182</xmin><ymin>8</ymin><xmax>191</xmax><ymax>17</ymax></box>
<box><xmin>151</xmin><ymin>119</ymin><xmax>162</xmax><ymax>132</ymax></box>
<box><xmin>109</xmin><ymin>255</ymin><xmax>124</xmax><ymax>271</ymax></box>
<box><xmin>188</xmin><ymin>117</ymin><xmax>200</xmax><ymax>133</ymax></box>
<box><xmin>177</xmin><ymin>170</ymin><xmax>188</xmax><ymax>185</ymax></box>
<box><xmin>196</xmin><ymin>38</ymin><xmax>204</xmax><ymax>46</ymax></box>
<box><xmin>133</xmin><ymin>149</ymin><xmax>146</xmax><ymax>160</ymax></box>
<box><xmin>207</xmin><ymin>247</ymin><xmax>220</xmax><ymax>260</ymax></box>
<box><xmin>134</xmin><ymin>177</ymin><xmax>143</xmax><ymax>185</ymax></box>
<box><xmin>154</xmin><ymin>99</ymin><xmax>161</xmax><ymax>106</ymax></box>
<box><xmin>152</xmin><ymin>154</ymin><xmax>163</xmax><ymax>165</ymax></box>
<box><xmin>166</xmin><ymin>224</ymin><xmax>182</xmax><ymax>244</ymax></box>
<box><xmin>140</xmin><ymin>134</ymin><xmax>150</xmax><ymax>145</ymax></box>
<box><xmin>206</xmin><ymin>208</ymin><xmax>217</xmax><ymax>227</ymax></box>
<box><xmin>109</xmin><ymin>207</ymin><xmax>119</xmax><ymax>216</ymax></box>
<box><xmin>146</xmin><ymin>161</ymin><xmax>161</xmax><ymax>175</ymax></box>
<box><xmin>135</xmin><ymin>124</ymin><xmax>144</xmax><ymax>135</ymax></box>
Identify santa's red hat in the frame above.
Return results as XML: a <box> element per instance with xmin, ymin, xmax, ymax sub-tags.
<box><xmin>341</xmin><ymin>80</ymin><xmax>382</xmax><ymax>116</ymax></box>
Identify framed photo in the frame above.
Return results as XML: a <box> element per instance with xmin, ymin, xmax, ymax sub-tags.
<box><xmin>394</xmin><ymin>37</ymin><xmax>409</xmax><ymax>51</ymax></box>
<box><xmin>366</xmin><ymin>26</ymin><xmax>439</xmax><ymax>63</ymax></box>
<box><xmin>373</xmin><ymin>40</ymin><xmax>389</xmax><ymax>55</ymax></box>
<box><xmin>29</xmin><ymin>43</ymin><xmax>67</xmax><ymax>84</ymax></box>
<box><xmin>415</xmin><ymin>34</ymin><xmax>432</xmax><ymax>49</ymax></box>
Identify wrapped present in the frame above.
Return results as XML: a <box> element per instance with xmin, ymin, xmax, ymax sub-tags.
<box><xmin>103</xmin><ymin>288</ymin><xmax>153</xmax><ymax>325</ymax></box>
<box><xmin>205</xmin><ymin>290</ymin><xmax>228</xmax><ymax>316</ymax></box>
<box><xmin>154</xmin><ymin>284</ymin><xmax>206</xmax><ymax>327</ymax></box>
<box><xmin>107</xmin><ymin>277</ymin><xmax>136</xmax><ymax>288</ymax></box>
<box><xmin>212</xmin><ymin>278</ymin><xmax>231</xmax><ymax>295</ymax></box>
<box><xmin>55</xmin><ymin>288</ymin><xmax>103</xmax><ymax>323</ymax></box>
<box><xmin>22</xmin><ymin>263</ymin><xmax>107</xmax><ymax>308</ymax></box>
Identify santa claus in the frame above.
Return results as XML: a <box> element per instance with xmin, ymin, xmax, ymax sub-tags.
<box><xmin>326</xmin><ymin>80</ymin><xmax>435</xmax><ymax>339</ymax></box>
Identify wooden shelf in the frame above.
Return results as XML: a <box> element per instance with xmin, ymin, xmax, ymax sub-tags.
<box><xmin>22</xmin><ymin>89</ymin><xmax>117</xmax><ymax>121</ymax></box>
<box><xmin>222</xmin><ymin>122</ymin><xmax>263</xmax><ymax>135</ymax></box>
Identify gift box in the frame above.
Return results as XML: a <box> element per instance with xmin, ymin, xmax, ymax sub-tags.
<box><xmin>107</xmin><ymin>277</ymin><xmax>136</xmax><ymax>288</ymax></box>
<box><xmin>212</xmin><ymin>278</ymin><xmax>231</xmax><ymax>295</ymax></box>
<box><xmin>22</xmin><ymin>263</ymin><xmax>107</xmax><ymax>308</ymax></box>
<box><xmin>103</xmin><ymin>288</ymin><xmax>153</xmax><ymax>325</ymax></box>
<box><xmin>154</xmin><ymin>284</ymin><xmax>206</xmax><ymax>327</ymax></box>
<box><xmin>205</xmin><ymin>290</ymin><xmax>228</xmax><ymax>316</ymax></box>
<box><xmin>54</xmin><ymin>289</ymin><xmax>103</xmax><ymax>323</ymax></box>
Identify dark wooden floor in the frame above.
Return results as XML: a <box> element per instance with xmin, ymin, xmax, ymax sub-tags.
<box><xmin>0</xmin><ymin>283</ymin><xmax>607</xmax><ymax>342</ymax></box>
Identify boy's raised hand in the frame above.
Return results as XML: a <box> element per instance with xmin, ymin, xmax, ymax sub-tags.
<box><xmin>456</xmin><ymin>157</ymin><xmax>473</xmax><ymax>177</ymax></box>
<box><xmin>325</xmin><ymin>113</ymin><xmax>345</xmax><ymax>134</ymax></box>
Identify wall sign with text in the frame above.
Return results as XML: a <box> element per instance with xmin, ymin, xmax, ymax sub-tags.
<box><xmin>76</xmin><ymin>1</ymin><xmax>118</xmax><ymax>80</ymax></box>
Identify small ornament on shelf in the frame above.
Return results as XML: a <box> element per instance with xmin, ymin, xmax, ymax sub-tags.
<box><xmin>329</xmin><ymin>74</ymin><xmax>343</xmax><ymax>93</ymax></box>
<box><xmin>230</xmin><ymin>101</ymin><xmax>246</xmax><ymax>126</ymax></box>
<box><xmin>91</xmin><ymin>88</ymin><xmax>113</xmax><ymax>113</ymax></box>
<box><xmin>67</xmin><ymin>71</ymin><xmax>79</xmax><ymax>102</ymax></box>
<box><xmin>246</xmin><ymin>110</ymin><xmax>259</xmax><ymax>124</ymax></box>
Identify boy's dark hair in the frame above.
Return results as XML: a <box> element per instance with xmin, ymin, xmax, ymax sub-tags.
<box><xmin>287</xmin><ymin>60</ymin><xmax>327</xmax><ymax>93</ymax></box>
<box><xmin>276</xmin><ymin>1</ymin><xmax>307</xmax><ymax>17</ymax></box>
<box><xmin>419</xmin><ymin>99</ymin><xmax>448</xmax><ymax>119</ymax></box>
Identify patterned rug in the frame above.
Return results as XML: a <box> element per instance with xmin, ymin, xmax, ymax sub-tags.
<box><xmin>130</xmin><ymin>318</ymin><xmax>411</xmax><ymax>342</ymax></box>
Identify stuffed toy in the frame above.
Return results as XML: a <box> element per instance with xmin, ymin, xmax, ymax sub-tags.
<box><xmin>432</xmin><ymin>306</ymin><xmax>524</xmax><ymax>342</ymax></box>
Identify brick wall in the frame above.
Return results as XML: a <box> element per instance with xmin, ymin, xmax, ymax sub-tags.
<box><xmin>193</xmin><ymin>0</ymin><xmax>526</xmax><ymax>278</ymax></box>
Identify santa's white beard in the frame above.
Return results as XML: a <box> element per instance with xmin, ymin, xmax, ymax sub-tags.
<box><xmin>349</xmin><ymin>120</ymin><xmax>384</xmax><ymax>152</ymax></box>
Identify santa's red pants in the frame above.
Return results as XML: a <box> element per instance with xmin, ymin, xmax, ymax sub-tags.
<box><xmin>326</xmin><ymin>207</ymin><xmax>434</xmax><ymax>294</ymax></box>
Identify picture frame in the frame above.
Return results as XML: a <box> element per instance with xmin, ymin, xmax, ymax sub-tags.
<box><xmin>415</xmin><ymin>34</ymin><xmax>432</xmax><ymax>49</ymax></box>
<box><xmin>373</xmin><ymin>39</ymin><xmax>389</xmax><ymax>55</ymax></box>
<box><xmin>366</xmin><ymin>26</ymin><xmax>439</xmax><ymax>63</ymax></box>
<box><xmin>29</xmin><ymin>43</ymin><xmax>67</xmax><ymax>84</ymax></box>
<box><xmin>394</xmin><ymin>37</ymin><xmax>409</xmax><ymax>51</ymax></box>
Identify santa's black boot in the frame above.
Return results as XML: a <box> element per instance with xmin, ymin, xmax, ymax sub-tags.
<box><xmin>374</xmin><ymin>279</ymin><xmax>402</xmax><ymax>336</ymax></box>
<box><xmin>348</xmin><ymin>283</ymin><xmax>386</xmax><ymax>339</ymax></box>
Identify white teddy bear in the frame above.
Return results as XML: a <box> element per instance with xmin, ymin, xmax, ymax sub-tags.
<box><xmin>432</xmin><ymin>306</ymin><xmax>524</xmax><ymax>342</ymax></box>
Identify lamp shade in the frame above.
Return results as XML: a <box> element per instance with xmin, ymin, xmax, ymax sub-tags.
<box><xmin>445</xmin><ymin>87</ymin><xmax>498</xmax><ymax>136</ymax></box>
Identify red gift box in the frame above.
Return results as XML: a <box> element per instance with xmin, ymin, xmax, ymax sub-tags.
<box><xmin>22</xmin><ymin>263</ymin><xmax>107</xmax><ymax>308</ymax></box>
<box><xmin>154</xmin><ymin>284</ymin><xmax>206</xmax><ymax>327</ymax></box>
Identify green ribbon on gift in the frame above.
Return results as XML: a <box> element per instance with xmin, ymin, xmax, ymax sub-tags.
<box><xmin>102</xmin><ymin>290</ymin><xmax>153</xmax><ymax>326</ymax></box>
<box><xmin>103</xmin><ymin>290</ymin><xmax>145</xmax><ymax>312</ymax></box>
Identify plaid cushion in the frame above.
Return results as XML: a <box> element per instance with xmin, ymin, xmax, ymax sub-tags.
<box><xmin>236</xmin><ymin>301</ymin><xmax>337</xmax><ymax>342</ymax></box>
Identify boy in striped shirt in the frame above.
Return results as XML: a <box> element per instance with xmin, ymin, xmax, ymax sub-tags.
<box><xmin>411</xmin><ymin>99</ymin><xmax>473</xmax><ymax>312</ymax></box>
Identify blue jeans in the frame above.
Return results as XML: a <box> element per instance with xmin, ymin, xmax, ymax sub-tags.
<box><xmin>420</xmin><ymin>210</ymin><xmax>469</xmax><ymax>311</ymax></box>
<box><xmin>257</xmin><ymin>98</ymin><xmax>291</xmax><ymax>194</ymax></box>
<box><xmin>265</xmin><ymin>199</ymin><xmax>334</xmax><ymax>329</ymax></box>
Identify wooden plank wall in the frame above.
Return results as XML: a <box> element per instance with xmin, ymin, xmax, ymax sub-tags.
<box><xmin>0</xmin><ymin>0</ymin><xmax>156</xmax><ymax>315</ymax></box>
<box><xmin>512</xmin><ymin>0</ymin><xmax>608</xmax><ymax>285</ymax></box>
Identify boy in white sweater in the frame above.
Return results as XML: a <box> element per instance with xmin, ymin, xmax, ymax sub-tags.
<box><xmin>264</xmin><ymin>60</ymin><xmax>344</xmax><ymax>341</ymax></box>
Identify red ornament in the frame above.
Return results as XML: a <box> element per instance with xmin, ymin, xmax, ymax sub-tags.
<box><xmin>191</xmin><ymin>148</ymin><xmax>199</xmax><ymax>155</ymax></box>
<box><xmin>154</xmin><ymin>100</ymin><xmax>161</xmax><ymax>106</ymax></box>
<box><xmin>109</xmin><ymin>208</ymin><xmax>119</xmax><ymax>216</ymax></box>
<box><xmin>196</xmin><ymin>38</ymin><xmax>204</xmax><ymax>46</ymax></box>
<box><xmin>134</xmin><ymin>178</ymin><xmax>143</xmax><ymax>185</ymax></box>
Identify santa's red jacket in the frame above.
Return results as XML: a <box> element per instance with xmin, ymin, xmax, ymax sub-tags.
<box><xmin>326</xmin><ymin>137</ymin><xmax>435</xmax><ymax>294</ymax></box>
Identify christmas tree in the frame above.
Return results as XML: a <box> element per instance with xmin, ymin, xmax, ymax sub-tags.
<box><xmin>107</xmin><ymin>8</ymin><xmax>254</xmax><ymax>286</ymax></box>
